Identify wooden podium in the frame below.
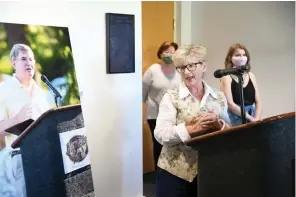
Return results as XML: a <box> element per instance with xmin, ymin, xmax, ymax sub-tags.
<box><xmin>11</xmin><ymin>104</ymin><xmax>94</xmax><ymax>197</ymax></box>
<box><xmin>185</xmin><ymin>112</ymin><xmax>295</xmax><ymax>197</ymax></box>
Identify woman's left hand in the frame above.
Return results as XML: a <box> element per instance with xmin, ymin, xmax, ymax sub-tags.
<box><xmin>250</xmin><ymin>117</ymin><xmax>261</xmax><ymax>122</ymax></box>
<box><xmin>199</xmin><ymin>111</ymin><xmax>222</xmax><ymax>130</ymax></box>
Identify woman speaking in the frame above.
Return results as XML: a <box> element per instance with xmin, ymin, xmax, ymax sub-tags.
<box><xmin>154</xmin><ymin>44</ymin><xmax>231</xmax><ymax>197</ymax></box>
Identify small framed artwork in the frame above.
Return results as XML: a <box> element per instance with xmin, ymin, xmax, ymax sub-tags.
<box><xmin>105</xmin><ymin>13</ymin><xmax>135</xmax><ymax>74</ymax></box>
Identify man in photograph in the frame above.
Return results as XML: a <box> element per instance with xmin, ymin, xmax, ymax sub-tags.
<box><xmin>0</xmin><ymin>44</ymin><xmax>51</xmax><ymax>197</ymax></box>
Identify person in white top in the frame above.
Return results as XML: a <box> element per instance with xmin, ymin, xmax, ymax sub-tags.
<box><xmin>154</xmin><ymin>44</ymin><xmax>231</xmax><ymax>197</ymax></box>
<box><xmin>0</xmin><ymin>44</ymin><xmax>51</xmax><ymax>197</ymax></box>
<box><xmin>142</xmin><ymin>41</ymin><xmax>182</xmax><ymax>169</ymax></box>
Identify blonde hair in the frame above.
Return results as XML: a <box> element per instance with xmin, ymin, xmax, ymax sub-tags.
<box><xmin>172</xmin><ymin>44</ymin><xmax>207</xmax><ymax>67</ymax></box>
<box><xmin>10</xmin><ymin>43</ymin><xmax>34</xmax><ymax>61</ymax></box>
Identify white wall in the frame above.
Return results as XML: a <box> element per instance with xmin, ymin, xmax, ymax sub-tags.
<box><xmin>174</xmin><ymin>1</ymin><xmax>192</xmax><ymax>45</ymax></box>
<box><xmin>0</xmin><ymin>1</ymin><xmax>143</xmax><ymax>197</ymax></box>
<box><xmin>176</xmin><ymin>1</ymin><xmax>295</xmax><ymax>119</ymax></box>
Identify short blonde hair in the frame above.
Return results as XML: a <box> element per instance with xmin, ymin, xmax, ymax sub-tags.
<box><xmin>172</xmin><ymin>44</ymin><xmax>207</xmax><ymax>67</ymax></box>
<box><xmin>10</xmin><ymin>44</ymin><xmax>34</xmax><ymax>61</ymax></box>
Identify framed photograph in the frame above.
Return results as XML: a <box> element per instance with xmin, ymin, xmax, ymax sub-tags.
<box><xmin>106</xmin><ymin>13</ymin><xmax>135</xmax><ymax>74</ymax></box>
<box><xmin>0</xmin><ymin>22</ymin><xmax>94</xmax><ymax>196</ymax></box>
<box><xmin>0</xmin><ymin>22</ymin><xmax>81</xmax><ymax>107</ymax></box>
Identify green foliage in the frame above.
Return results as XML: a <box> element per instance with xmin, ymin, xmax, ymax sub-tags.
<box><xmin>0</xmin><ymin>23</ymin><xmax>80</xmax><ymax>106</ymax></box>
<box><xmin>0</xmin><ymin>25</ymin><xmax>13</xmax><ymax>74</ymax></box>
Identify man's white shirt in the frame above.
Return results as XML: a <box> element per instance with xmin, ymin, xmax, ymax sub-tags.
<box><xmin>0</xmin><ymin>75</ymin><xmax>51</xmax><ymax>151</ymax></box>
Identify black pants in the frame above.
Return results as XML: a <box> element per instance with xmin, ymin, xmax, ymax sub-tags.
<box><xmin>147</xmin><ymin>119</ymin><xmax>162</xmax><ymax>170</ymax></box>
<box><xmin>156</xmin><ymin>168</ymin><xmax>197</xmax><ymax>197</ymax></box>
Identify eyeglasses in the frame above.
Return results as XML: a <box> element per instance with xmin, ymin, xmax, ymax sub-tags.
<box><xmin>176</xmin><ymin>62</ymin><xmax>203</xmax><ymax>73</ymax></box>
<box><xmin>15</xmin><ymin>58</ymin><xmax>35</xmax><ymax>62</ymax></box>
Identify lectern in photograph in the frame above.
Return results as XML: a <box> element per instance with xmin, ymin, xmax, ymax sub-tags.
<box><xmin>186</xmin><ymin>112</ymin><xmax>295</xmax><ymax>197</ymax></box>
<box><xmin>10</xmin><ymin>104</ymin><xmax>95</xmax><ymax>197</ymax></box>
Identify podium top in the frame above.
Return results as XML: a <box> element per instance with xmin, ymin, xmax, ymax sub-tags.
<box><xmin>185</xmin><ymin>112</ymin><xmax>295</xmax><ymax>146</ymax></box>
<box><xmin>11</xmin><ymin>104</ymin><xmax>82</xmax><ymax>149</ymax></box>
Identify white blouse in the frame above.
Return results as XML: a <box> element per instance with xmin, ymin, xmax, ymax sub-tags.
<box><xmin>154</xmin><ymin>81</ymin><xmax>231</xmax><ymax>146</ymax></box>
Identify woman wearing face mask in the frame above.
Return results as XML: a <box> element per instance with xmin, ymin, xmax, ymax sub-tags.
<box><xmin>142</xmin><ymin>41</ymin><xmax>181</xmax><ymax>170</ymax></box>
<box><xmin>154</xmin><ymin>44</ymin><xmax>230</xmax><ymax>197</ymax></box>
<box><xmin>220</xmin><ymin>43</ymin><xmax>262</xmax><ymax>126</ymax></box>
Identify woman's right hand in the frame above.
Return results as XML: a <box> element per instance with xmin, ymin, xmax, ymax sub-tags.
<box><xmin>246</xmin><ymin>113</ymin><xmax>257</xmax><ymax>122</ymax></box>
<box><xmin>186</xmin><ymin>112</ymin><xmax>223</xmax><ymax>136</ymax></box>
<box><xmin>249</xmin><ymin>116</ymin><xmax>260</xmax><ymax>122</ymax></box>
<box><xmin>186</xmin><ymin>121</ymin><xmax>204</xmax><ymax>136</ymax></box>
<box><xmin>186</xmin><ymin>114</ymin><xmax>213</xmax><ymax>136</ymax></box>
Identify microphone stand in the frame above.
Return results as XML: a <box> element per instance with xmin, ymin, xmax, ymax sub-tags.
<box><xmin>41</xmin><ymin>75</ymin><xmax>62</xmax><ymax>108</ymax></box>
<box><xmin>236</xmin><ymin>71</ymin><xmax>247</xmax><ymax>124</ymax></box>
<box><xmin>54</xmin><ymin>95</ymin><xmax>60</xmax><ymax>108</ymax></box>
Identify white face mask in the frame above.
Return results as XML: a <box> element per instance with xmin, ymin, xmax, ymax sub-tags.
<box><xmin>231</xmin><ymin>56</ymin><xmax>248</xmax><ymax>67</ymax></box>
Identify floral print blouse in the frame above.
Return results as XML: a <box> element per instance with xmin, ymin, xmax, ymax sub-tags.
<box><xmin>154</xmin><ymin>81</ymin><xmax>231</xmax><ymax>182</ymax></box>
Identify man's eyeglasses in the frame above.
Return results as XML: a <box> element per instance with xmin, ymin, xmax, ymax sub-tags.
<box><xmin>176</xmin><ymin>62</ymin><xmax>203</xmax><ymax>73</ymax></box>
<box><xmin>15</xmin><ymin>58</ymin><xmax>35</xmax><ymax>62</ymax></box>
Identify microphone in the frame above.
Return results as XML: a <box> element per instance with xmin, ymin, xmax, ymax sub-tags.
<box><xmin>214</xmin><ymin>65</ymin><xmax>250</xmax><ymax>78</ymax></box>
<box><xmin>41</xmin><ymin>75</ymin><xmax>62</xmax><ymax>99</ymax></box>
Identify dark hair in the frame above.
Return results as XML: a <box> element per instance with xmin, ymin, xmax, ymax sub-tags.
<box><xmin>224</xmin><ymin>43</ymin><xmax>251</xmax><ymax>70</ymax></box>
<box><xmin>157</xmin><ymin>41</ymin><xmax>178</xmax><ymax>59</ymax></box>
